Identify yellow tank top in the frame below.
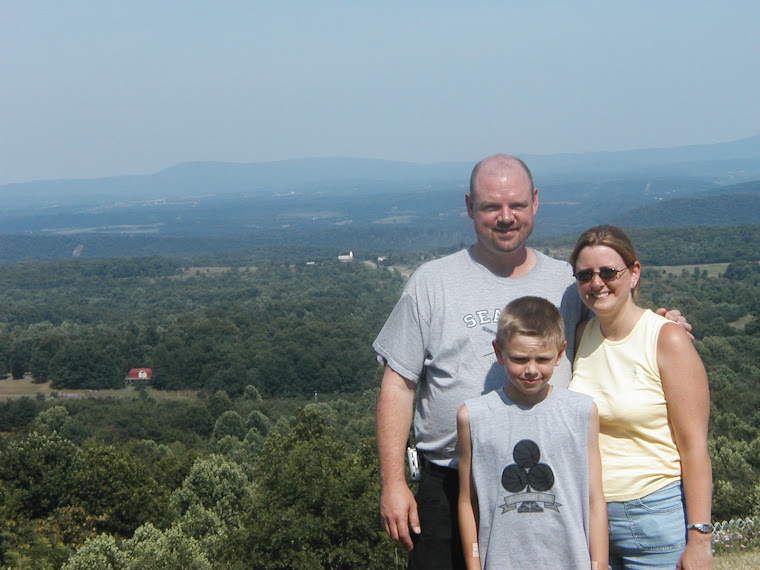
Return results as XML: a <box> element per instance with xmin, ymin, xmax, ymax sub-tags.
<box><xmin>570</xmin><ymin>310</ymin><xmax>681</xmax><ymax>501</ymax></box>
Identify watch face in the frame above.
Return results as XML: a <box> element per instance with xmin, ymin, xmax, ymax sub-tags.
<box><xmin>688</xmin><ymin>523</ymin><xmax>713</xmax><ymax>533</ymax></box>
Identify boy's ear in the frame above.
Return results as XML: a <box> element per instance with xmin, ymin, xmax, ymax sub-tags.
<box><xmin>555</xmin><ymin>341</ymin><xmax>567</xmax><ymax>365</ymax></box>
<box><xmin>492</xmin><ymin>339</ymin><xmax>504</xmax><ymax>365</ymax></box>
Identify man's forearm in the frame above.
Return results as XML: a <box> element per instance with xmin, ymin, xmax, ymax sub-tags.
<box><xmin>376</xmin><ymin>366</ymin><xmax>416</xmax><ymax>486</ymax></box>
<box><xmin>376</xmin><ymin>366</ymin><xmax>420</xmax><ymax>550</ymax></box>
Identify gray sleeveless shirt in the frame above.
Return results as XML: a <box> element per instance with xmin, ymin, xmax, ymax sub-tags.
<box><xmin>465</xmin><ymin>387</ymin><xmax>594</xmax><ymax>569</ymax></box>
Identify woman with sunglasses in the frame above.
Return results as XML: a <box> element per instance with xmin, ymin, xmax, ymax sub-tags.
<box><xmin>568</xmin><ymin>225</ymin><xmax>713</xmax><ymax>570</ymax></box>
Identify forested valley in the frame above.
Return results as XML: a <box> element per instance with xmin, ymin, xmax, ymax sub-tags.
<box><xmin>1</xmin><ymin>225</ymin><xmax>760</xmax><ymax>568</ymax></box>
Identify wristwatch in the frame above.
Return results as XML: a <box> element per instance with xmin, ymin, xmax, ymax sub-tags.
<box><xmin>686</xmin><ymin>523</ymin><xmax>713</xmax><ymax>534</ymax></box>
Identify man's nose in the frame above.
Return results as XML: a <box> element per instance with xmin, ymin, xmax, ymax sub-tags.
<box><xmin>497</xmin><ymin>207</ymin><xmax>513</xmax><ymax>223</ymax></box>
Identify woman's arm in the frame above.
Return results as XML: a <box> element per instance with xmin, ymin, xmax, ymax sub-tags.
<box><xmin>587</xmin><ymin>403</ymin><xmax>608</xmax><ymax>569</ymax></box>
<box><xmin>657</xmin><ymin>323</ymin><xmax>713</xmax><ymax>569</ymax></box>
<box><xmin>457</xmin><ymin>405</ymin><xmax>481</xmax><ymax>570</ymax></box>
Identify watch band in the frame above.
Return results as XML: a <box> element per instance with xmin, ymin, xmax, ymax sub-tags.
<box><xmin>686</xmin><ymin>523</ymin><xmax>713</xmax><ymax>534</ymax></box>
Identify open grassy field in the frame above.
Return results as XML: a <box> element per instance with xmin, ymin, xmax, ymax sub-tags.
<box><xmin>715</xmin><ymin>550</ymin><xmax>760</xmax><ymax>569</ymax></box>
<box><xmin>538</xmin><ymin>249</ymin><xmax>747</xmax><ymax>279</ymax></box>
<box><xmin>0</xmin><ymin>376</ymin><xmax>197</xmax><ymax>401</ymax></box>
<box><xmin>657</xmin><ymin>262</ymin><xmax>732</xmax><ymax>277</ymax></box>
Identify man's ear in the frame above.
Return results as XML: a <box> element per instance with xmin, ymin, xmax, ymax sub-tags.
<box><xmin>465</xmin><ymin>193</ymin><xmax>475</xmax><ymax>220</ymax></box>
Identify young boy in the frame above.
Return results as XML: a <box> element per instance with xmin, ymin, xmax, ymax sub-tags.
<box><xmin>457</xmin><ymin>296</ymin><xmax>607</xmax><ymax>569</ymax></box>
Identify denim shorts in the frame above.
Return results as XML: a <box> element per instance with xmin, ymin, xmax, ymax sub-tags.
<box><xmin>607</xmin><ymin>481</ymin><xmax>686</xmax><ymax>569</ymax></box>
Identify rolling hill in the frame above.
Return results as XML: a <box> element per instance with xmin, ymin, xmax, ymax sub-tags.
<box><xmin>1</xmin><ymin>136</ymin><xmax>759</xmax><ymax>262</ymax></box>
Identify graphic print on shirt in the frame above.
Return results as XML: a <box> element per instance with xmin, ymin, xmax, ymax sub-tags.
<box><xmin>462</xmin><ymin>308</ymin><xmax>502</xmax><ymax>330</ymax></box>
<box><xmin>463</xmin><ymin>309</ymin><xmax>501</xmax><ymax>360</ymax></box>
<box><xmin>498</xmin><ymin>439</ymin><xmax>561</xmax><ymax>514</ymax></box>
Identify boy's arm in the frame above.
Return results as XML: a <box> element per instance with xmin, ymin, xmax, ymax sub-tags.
<box><xmin>587</xmin><ymin>403</ymin><xmax>608</xmax><ymax>570</ymax></box>
<box><xmin>457</xmin><ymin>405</ymin><xmax>480</xmax><ymax>570</ymax></box>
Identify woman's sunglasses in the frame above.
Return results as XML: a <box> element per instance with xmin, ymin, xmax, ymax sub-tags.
<box><xmin>573</xmin><ymin>266</ymin><xmax>629</xmax><ymax>283</ymax></box>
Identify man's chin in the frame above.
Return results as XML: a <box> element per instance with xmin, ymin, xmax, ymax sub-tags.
<box><xmin>473</xmin><ymin>239</ymin><xmax>529</xmax><ymax>259</ymax></box>
<box><xmin>490</xmin><ymin>241</ymin><xmax>525</xmax><ymax>254</ymax></box>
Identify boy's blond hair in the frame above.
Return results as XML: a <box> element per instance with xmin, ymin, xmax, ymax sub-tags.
<box><xmin>495</xmin><ymin>296</ymin><xmax>565</xmax><ymax>350</ymax></box>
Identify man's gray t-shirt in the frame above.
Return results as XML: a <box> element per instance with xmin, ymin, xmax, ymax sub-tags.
<box><xmin>373</xmin><ymin>248</ymin><xmax>586</xmax><ymax>467</ymax></box>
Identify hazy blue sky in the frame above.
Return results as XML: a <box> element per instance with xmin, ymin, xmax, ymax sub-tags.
<box><xmin>2</xmin><ymin>1</ymin><xmax>759</xmax><ymax>184</ymax></box>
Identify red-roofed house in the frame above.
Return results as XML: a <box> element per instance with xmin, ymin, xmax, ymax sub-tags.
<box><xmin>126</xmin><ymin>368</ymin><xmax>153</xmax><ymax>382</ymax></box>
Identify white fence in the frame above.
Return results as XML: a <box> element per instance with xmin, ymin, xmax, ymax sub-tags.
<box><xmin>713</xmin><ymin>518</ymin><xmax>756</xmax><ymax>533</ymax></box>
<box><xmin>712</xmin><ymin>517</ymin><xmax>758</xmax><ymax>550</ymax></box>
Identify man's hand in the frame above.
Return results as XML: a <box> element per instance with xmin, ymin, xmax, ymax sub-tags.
<box><xmin>380</xmin><ymin>481</ymin><xmax>421</xmax><ymax>551</ymax></box>
<box><xmin>656</xmin><ymin>308</ymin><xmax>694</xmax><ymax>340</ymax></box>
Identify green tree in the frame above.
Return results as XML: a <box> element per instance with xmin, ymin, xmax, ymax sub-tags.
<box><xmin>709</xmin><ymin>436</ymin><xmax>758</xmax><ymax>520</ymax></box>
<box><xmin>228</xmin><ymin>405</ymin><xmax>398</xmax><ymax>568</ymax></box>
<box><xmin>0</xmin><ymin>432</ymin><xmax>82</xmax><ymax>519</ymax></box>
<box><xmin>124</xmin><ymin>523</ymin><xmax>212</xmax><ymax>570</ymax></box>
<box><xmin>48</xmin><ymin>340</ymin><xmax>125</xmax><ymax>390</ymax></box>
<box><xmin>32</xmin><ymin>405</ymin><xmax>71</xmax><ymax>433</ymax></box>
<box><xmin>206</xmin><ymin>390</ymin><xmax>233</xmax><ymax>419</ymax></box>
<box><xmin>212</xmin><ymin>411</ymin><xmax>247</xmax><ymax>441</ymax></box>
<box><xmin>243</xmin><ymin>384</ymin><xmax>263</xmax><ymax>402</ymax></box>
<box><xmin>62</xmin><ymin>524</ymin><xmax>214</xmax><ymax>570</ymax></box>
<box><xmin>0</xmin><ymin>397</ymin><xmax>43</xmax><ymax>431</ymax></box>
<box><xmin>246</xmin><ymin>410</ymin><xmax>271</xmax><ymax>436</ymax></box>
<box><xmin>724</xmin><ymin>260</ymin><xmax>760</xmax><ymax>281</ymax></box>
<box><xmin>69</xmin><ymin>444</ymin><xmax>167</xmax><ymax>536</ymax></box>
<box><xmin>167</xmin><ymin>454</ymin><xmax>254</xmax><ymax>531</ymax></box>
<box><xmin>60</xmin><ymin>533</ymin><xmax>127</xmax><ymax>570</ymax></box>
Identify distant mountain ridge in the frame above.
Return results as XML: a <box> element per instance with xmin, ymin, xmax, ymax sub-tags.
<box><xmin>524</xmin><ymin>135</ymin><xmax>760</xmax><ymax>179</ymax></box>
<box><xmin>2</xmin><ymin>135</ymin><xmax>760</xmax><ymax>209</ymax></box>
<box><xmin>1</xmin><ymin>136</ymin><xmax>759</xmax><ymax>263</ymax></box>
<box><xmin>0</xmin><ymin>158</ymin><xmax>473</xmax><ymax>211</ymax></box>
<box><xmin>612</xmin><ymin>180</ymin><xmax>760</xmax><ymax>228</ymax></box>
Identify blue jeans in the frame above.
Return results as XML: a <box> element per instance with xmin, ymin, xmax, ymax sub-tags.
<box><xmin>607</xmin><ymin>481</ymin><xmax>686</xmax><ymax>569</ymax></box>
